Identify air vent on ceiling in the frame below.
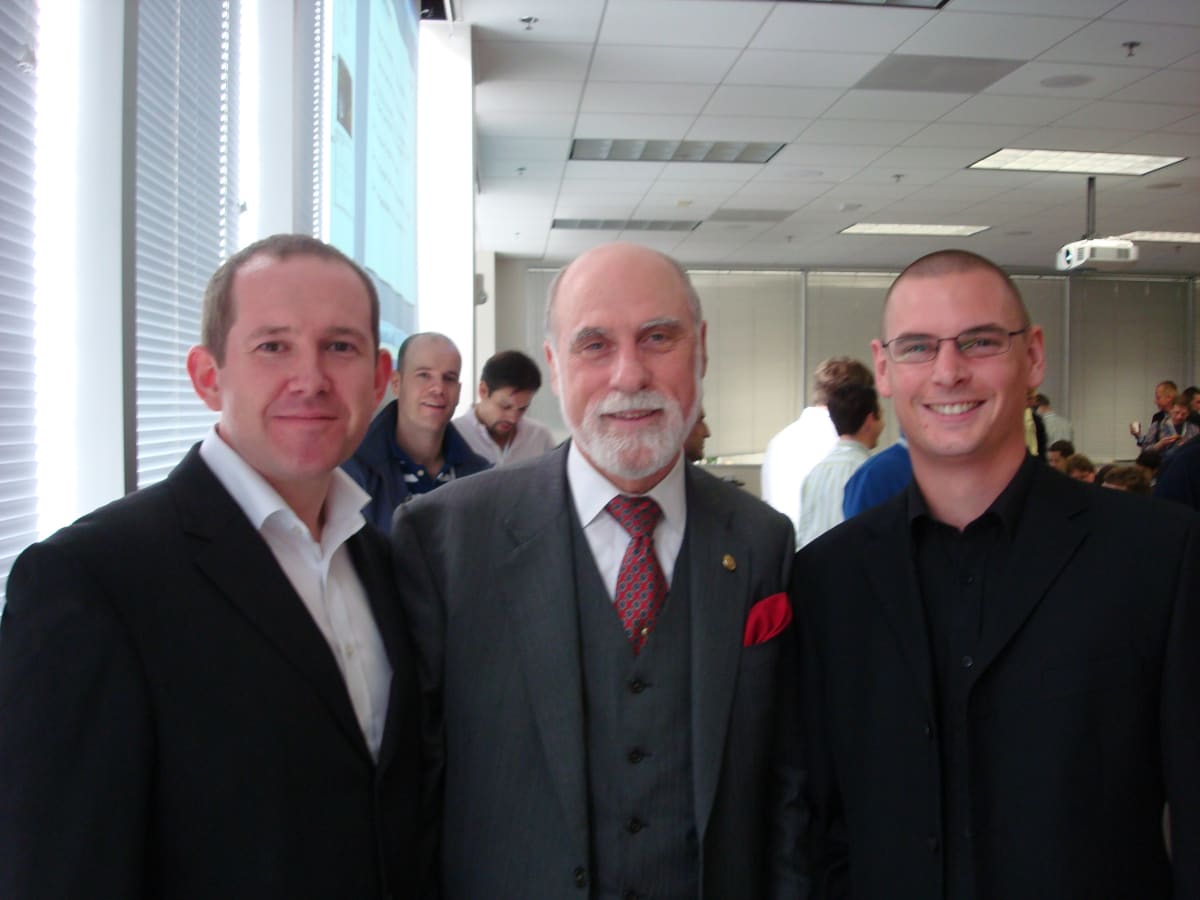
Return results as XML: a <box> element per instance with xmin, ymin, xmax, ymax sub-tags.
<box><xmin>570</xmin><ymin>140</ymin><xmax>784</xmax><ymax>164</ymax></box>
<box><xmin>854</xmin><ymin>54</ymin><xmax>1023</xmax><ymax>93</ymax></box>
<box><xmin>552</xmin><ymin>219</ymin><xmax>702</xmax><ymax>232</ymax></box>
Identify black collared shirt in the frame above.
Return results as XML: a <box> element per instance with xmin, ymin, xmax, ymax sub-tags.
<box><xmin>906</xmin><ymin>454</ymin><xmax>1037</xmax><ymax>900</ymax></box>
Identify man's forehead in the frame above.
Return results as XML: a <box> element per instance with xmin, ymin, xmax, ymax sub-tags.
<box><xmin>404</xmin><ymin>337</ymin><xmax>460</xmax><ymax>371</ymax></box>
<box><xmin>885</xmin><ymin>270</ymin><xmax>1019</xmax><ymax>331</ymax></box>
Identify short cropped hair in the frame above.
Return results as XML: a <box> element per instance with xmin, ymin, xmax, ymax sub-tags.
<box><xmin>202</xmin><ymin>233</ymin><xmax>379</xmax><ymax>365</ymax></box>
<box><xmin>1101</xmin><ymin>464</ymin><xmax>1151</xmax><ymax>495</ymax></box>
<box><xmin>1034</xmin><ymin>393</ymin><xmax>1051</xmax><ymax>408</ymax></box>
<box><xmin>1048</xmin><ymin>439</ymin><xmax>1075</xmax><ymax>457</ymax></box>
<box><xmin>884</xmin><ymin>249</ymin><xmax>1030</xmax><ymax>334</ymax></box>
<box><xmin>1064</xmin><ymin>453</ymin><xmax>1094</xmax><ymax>477</ymax></box>
<box><xmin>812</xmin><ymin>357</ymin><xmax>874</xmax><ymax>406</ymax></box>
<box><xmin>827</xmin><ymin>382</ymin><xmax>879</xmax><ymax>437</ymax></box>
<box><xmin>481</xmin><ymin>350</ymin><xmax>542</xmax><ymax>393</ymax></box>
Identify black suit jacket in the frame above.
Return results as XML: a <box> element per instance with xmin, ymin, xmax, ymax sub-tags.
<box><xmin>794</xmin><ymin>463</ymin><xmax>1200</xmax><ymax>898</ymax></box>
<box><xmin>0</xmin><ymin>447</ymin><xmax>426</xmax><ymax>899</ymax></box>
<box><xmin>392</xmin><ymin>445</ymin><xmax>803</xmax><ymax>899</ymax></box>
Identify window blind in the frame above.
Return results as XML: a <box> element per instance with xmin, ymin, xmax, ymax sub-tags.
<box><xmin>0</xmin><ymin>1</ymin><xmax>39</xmax><ymax>602</ymax></box>
<box><xmin>131</xmin><ymin>0</ymin><xmax>238</xmax><ymax>488</ymax></box>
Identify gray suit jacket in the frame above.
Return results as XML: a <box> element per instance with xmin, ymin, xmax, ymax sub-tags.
<box><xmin>392</xmin><ymin>445</ymin><xmax>803</xmax><ymax>899</ymax></box>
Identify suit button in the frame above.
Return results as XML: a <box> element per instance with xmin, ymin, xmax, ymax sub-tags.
<box><xmin>927</xmin><ymin>834</ymin><xmax>940</xmax><ymax>853</ymax></box>
<box><xmin>628</xmin><ymin>747</ymin><xmax>646</xmax><ymax>764</ymax></box>
<box><xmin>961</xmin><ymin>655</ymin><xmax>974</xmax><ymax>669</ymax></box>
<box><xmin>627</xmin><ymin>816</ymin><xmax>645</xmax><ymax>834</ymax></box>
<box><xmin>573</xmin><ymin>866</ymin><xmax>587</xmax><ymax>888</ymax></box>
<box><xmin>629</xmin><ymin>678</ymin><xmax>647</xmax><ymax>694</ymax></box>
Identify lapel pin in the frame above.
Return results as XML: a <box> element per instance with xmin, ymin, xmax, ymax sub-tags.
<box><xmin>722</xmin><ymin>553</ymin><xmax>736</xmax><ymax>572</ymax></box>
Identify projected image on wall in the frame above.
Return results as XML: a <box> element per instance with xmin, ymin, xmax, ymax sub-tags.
<box><xmin>329</xmin><ymin>0</ymin><xmax>419</xmax><ymax>363</ymax></box>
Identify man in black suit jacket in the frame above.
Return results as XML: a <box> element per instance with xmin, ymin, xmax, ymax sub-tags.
<box><xmin>394</xmin><ymin>242</ymin><xmax>802</xmax><ymax>898</ymax></box>
<box><xmin>0</xmin><ymin>235</ymin><xmax>426</xmax><ymax>898</ymax></box>
<box><xmin>795</xmin><ymin>249</ymin><xmax>1199</xmax><ymax>898</ymax></box>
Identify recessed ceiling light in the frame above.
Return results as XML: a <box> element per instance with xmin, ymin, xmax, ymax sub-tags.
<box><xmin>841</xmin><ymin>223</ymin><xmax>990</xmax><ymax>236</ymax></box>
<box><xmin>570</xmin><ymin>139</ymin><xmax>784</xmax><ymax>164</ymax></box>
<box><xmin>1114</xmin><ymin>231</ymin><xmax>1200</xmax><ymax>243</ymax></box>
<box><xmin>969</xmin><ymin>148</ymin><xmax>1184</xmax><ymax>176</ymax></box>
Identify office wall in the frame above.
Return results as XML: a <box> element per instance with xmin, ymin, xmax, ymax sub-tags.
<box><xmin>495</xmin><ymin>257</ymin><xmax>1197</xmax><ymax>464</ymax></box>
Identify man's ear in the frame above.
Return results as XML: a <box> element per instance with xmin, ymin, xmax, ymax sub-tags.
<box><xmin>870</xmin><ymin>339</ymin><xmax>893</xmax><ymax>399</ymax></box>
<box><xmin>187</xmin><ymin>345</ymin><xmax>222</xmax><ymax>412</ymax></box>
<box><xmin>478</xmin><ymin>381</ymin><xmax>490</xmax><ymax>403</ymax></box>
<box><xmin>698</xmin><ymin>320</ymin><xmax>708</xmax><ymax>378</ymax></box>
<box><xmin>544</xmin><ymin>339</ymin><xmax>561</xmax><ymax>396</ymax></box>
<box><xmin>373</xmin><ymin>348</ymin><xmax>392</xmax><ymax>405</ymax></box>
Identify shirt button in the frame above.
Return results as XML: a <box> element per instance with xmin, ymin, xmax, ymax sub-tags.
<box><xmin>961</xmin><ymin>655</ymin><xmax>974</xmax><ymax>669</ymax></box>
<box><xmin>923</xmin><ymin>721</ymin><xmax>933</xmax><ymax>740</ymax></box>
<box><xmin>573</xmin><ymin>866</ymin><xmax>587</xmax><ymax>889</ymax></box>
<box><xmin>629</xmin><ymin>678</ymin><xmax>647</xmax><ymax>694</ymax></box>
<box><xmin>628</xmin><ymin>747</ymin><xmax>645</xmax><ymax>764</ymax></box>
<box><xmin>927</xmin><ymin>834</ymin><xmax>940</xmax><ymax>853</ymax></box>
<box><xmin>627</xmin><ymin>817</ymin><xmax>645</xmax><ymax>834</ymax></box>
<box><xmin>961</xmin><ymin>574</ymin><xmax>975</xmax><ymax>586</ymax></box>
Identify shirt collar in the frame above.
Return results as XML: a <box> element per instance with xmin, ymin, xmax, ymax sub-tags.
<box><xmin>199</xmin><ymin>426</ymin><xmax>369</xmax><ymax>546</ymax></box>
<box><xmin>566</xmin><ymin>440</ymin><xmax>687</xmax><ymax>532</ymax></box>
<box><xmin>906</xmin><ymin>451</ymin><xmax>1037</xmax><ymax>539</ymax></box>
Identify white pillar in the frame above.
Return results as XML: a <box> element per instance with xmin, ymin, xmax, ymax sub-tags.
<box><xmin>416</xmin><ymin>20</ymin><xmax>476</xmax><ymax>399</ymax></box>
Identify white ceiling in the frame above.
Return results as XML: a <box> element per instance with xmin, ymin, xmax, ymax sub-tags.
<box><xmin>459</xmin><ymin>0</ymin><xmax>1200</xmax><ymax>275</ymax></box>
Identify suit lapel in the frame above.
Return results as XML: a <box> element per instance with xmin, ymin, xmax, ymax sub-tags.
<box><xmin>864</xmin><ymin>500</ymin><xmax>936</xmax><ymax>712</ymax></box>
<box><xmin>498</xmin><ymin>448</ymin><xmax>590</xmax><ymax>861</ymax></box>
<box><xmin>972</xmin><ymin>468</ymin><xmax>1087</xmax><ymax>675</ymax></box>
<box><xmin>169</xmin><ymin>447</ymin><xmax>370</xmax><ymax>760</ymax></box>
<box><xmin>686</xmin><ymin>469</ymin><xmax>752</xmax><ymax>841</ymax></box>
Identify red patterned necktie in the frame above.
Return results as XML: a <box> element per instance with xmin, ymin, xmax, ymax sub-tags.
<box><xmin>606</xmin><ymin>495</ymin><xmax>667</xmax><ymax>654</ymax></box>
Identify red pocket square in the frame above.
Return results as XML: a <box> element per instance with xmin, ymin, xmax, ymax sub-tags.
<box><xmin>743</xmin><ymin>592</ymin><xmax>792</xmax><ymax>647</ymax></box>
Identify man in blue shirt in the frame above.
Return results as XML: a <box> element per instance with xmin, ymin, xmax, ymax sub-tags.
<box><xmin>344</xmin><ymin>332</ymin><xmax>489</xmax><ymax>531</ymax></box>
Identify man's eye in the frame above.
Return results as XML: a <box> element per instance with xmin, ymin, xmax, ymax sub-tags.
<box><xmin>898</xmin><ymin>339</ymin><xmax>931</xmax><ymax>356</ymax></box>
<box><xmin>327</xmin><ymin>341</ymin><xmax>355</xmax><ymax>353</ymax></box>
<box><xmin>257</xmin><ymin>341</ymin><xmax>284</xmax><ymax>353</ymax></box>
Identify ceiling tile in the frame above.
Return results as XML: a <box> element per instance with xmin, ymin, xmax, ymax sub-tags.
<box><xmin>1040</xmin><ymin>21</ymin><xmax>1200</xmax><ymax>68</ymax></box>
<box><xmin>771</xmin><ymin>143</ymin><xmax>889</xmax><ymax>168</ymax></box>
<box><xmin>897</xmin><ymin>12</ymin><xmax>1090</xmax><ymax>59</ymax></box>
<box><xmin>685</xmin><ymin>116</ymin><xmax>810</xmax><ymax>143</ymax></box>
<box><xmin>798</xmin><ymin>119</ymin><xmax>927</xmax><ymax>146</ymax></box>
<box><xmin>904</xmin><ymin>122</ymin><xmax>1036</xmax><ymax>147</ymax></box>
<box><xmin>1108</xmin><ymin>67</ymin><xmax>1200</xmax><ymax>104</ymax></box>
<box><xmin>599</xmin><ymin>0</ymin><xmax>771</xmax><ymax>47</ymax></box>
<box><xmin>1014</xmin><ymin>125</ymin><xmax>1146</xmax><ymax>150</ymax></box>
<box><xmin>1104</xmin><ymin>0</ymin><xmax>1200</xmax><ymax>27</ymax></box>
<box><xmin>752</xmin><ymin>4</ymin><xmax>935</xmax><ymax>53</ymax></box>
<box><xmin>574</xmin><ymin>113</ymin><xmax>696</xmax><ymax>140</ymax></box>
<box><xmin>581</xmin><ymin>81</ymin><xmax>714</xmax><ymax>115</ymax></box>
<box><xmin>983</xmin><ymin>61</ymin><xmax>1157</xmax><ymax>98</ymax></box>
<box><xmin>702</xmin><ymin>85</ymin><xmax>842</xmax><ymax>118</ymax></box>
<box><xmin>725</xmin><ymin>50</ymin><xmax>885</xmax><ymax>89</ymax></box>
<box><xmin>588</xmin><ymin>45</ymin><xmax>740</xmax><ymax>84</ymax></box>
<box><xmin>461</xmin><ymin>0</ymin><xmax>606</xmax><ymax>42</ymax></box>
<box><xmin>1056</xmin><ymin>100</ymin><xmax>1198</xmax><ymax>129</ymax></box>
<box><xmin>822</xmin><ymin>89</ymin><xmax>970</xmax><ymax>121</ymax></box>
<box><xmin>474</xmin><ymin>109</ymin><xmax>578</xmax><ymax>139</ymax></box>
<box><xmin>475</xmin><ymin>80</ymin><xmax>584</xmax><ymax>113</ymax></box>
<box><xmin>939</xmin><ymin>94</ymin><xmax>1088</xmax><ymax>125</ymax></box>
<box><xmin>479</xmin><ymin>137</ymin><xmax>572</xmax><ymax>160</ymax></box>
<box><xmin>658</xmin><ymin>161</ymin><xmax>761</xmax><ymax>181</ymax></box>
<box><xmin>946</xmin><ymin>0</ymin><xmax>1117</xmax><ymax>13</ymax></box>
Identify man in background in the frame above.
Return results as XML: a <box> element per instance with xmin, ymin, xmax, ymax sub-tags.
<box><xmin>452</xmin><ymin>349</ymin><xmax>556</xmax><ymax>466</ymax></box>
<box><xmin>761</xmin><ymin>356</ymin><xmax>873</xmax><ymax>543</ymax></box>
<box><xmin>1033</xmin><ymin>393</ymin><xmax>1073</xmax><ymax>445</ymax></box>
<box><xmin>0</xmin><ymin>235</ymin><xmax>425</xmax><ymax>897</ymax></box>
<box><xmin>796</xmin><ymin>382</ymin><xmax>883</xmax><ymax>548</ymax></box>
<box><xmin>1131</xmin><ymin>379</ymin><xmax>1178</xmax><ymax>449</ymax></box>
<box><xmin>1046</xmin><ymin>439</ymin><xmax>1075</xmax><ymax>472</ymax></box>
<box><xmin>394</xmin><ymin>242</ymin><xmax>802</xmax><ymax>898</ymax></box>
<box><xmin>842</xmin><ymin>432</ymin><xmax>912</xmax><ymax>520</ymax></box>
<box><xmin>344</xmin><ymin>331</ymin><xmax>489</xmax><ymax>530</ymax></box>
<box><xmin>684</xmin><ymin>408</ymin><xmax>711</xmax><ymax>462</ymax></box>
<box><xmin>796</xmin><ymin>249</ymin><xmax>1198</xmax><ymax>897</ymax></box>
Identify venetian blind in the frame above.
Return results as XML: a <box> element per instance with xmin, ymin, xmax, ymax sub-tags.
<box><xmin>131</xmin><ymin>0</ymin><xmax>238</xmax><ymax>488</ymax></box>
<box><xmin>0</xmin><ymin>2</ymin><xmax>39</xmax><ymax>602</ymax></box>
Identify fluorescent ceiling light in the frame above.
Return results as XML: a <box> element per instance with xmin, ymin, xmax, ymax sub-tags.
<box><xmin>969</xmin><ymin>148</ymin><xmax>1184</xmax><ymax>176</ymax></box>
<box><xmin>570</xmin><ymin>139</ymin><xmax>784</xmax><ymax>164</ymax></box>
<box><xmin>1114</xmin><ymin>231</ymin><xmax>1200</xmax><ymax>243</ymax></box>
<box><xmin>841</xmin><ymin>223</ymin><xmax>989</xmax><ymax>236</ymax></box>
<box><xmin>552</xmin><ymin>218</ymin><xmax>701</xmax><ymax>232</ymax></box>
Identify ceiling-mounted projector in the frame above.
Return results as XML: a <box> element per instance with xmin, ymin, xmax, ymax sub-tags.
<box><xmin>1055</xmin><ymin>238</ymin><xmax>1138</xmax><ymax>271</ymax></box>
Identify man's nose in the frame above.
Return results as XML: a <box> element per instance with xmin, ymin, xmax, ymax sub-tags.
<box><xmin>610</xmin><ymin>344</ymin><xmax>650</xmax><ymax>392</ymax></box>
<box><xmin>929</xmin><ymin>339</ymin><xmax>969</xmax><ymax>385</ymax></box>
<box><xmin>289</xmin><ymin>347</ymin><xmax>331</xmax><ymax>393</ymax></box>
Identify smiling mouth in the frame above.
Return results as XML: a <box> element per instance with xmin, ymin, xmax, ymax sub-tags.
<box><xmin>926</xmin><ymin>401</ymin><xmax>982</xmax><ymax>415</ymax></box>
<box><xmin>604</xmin><ymin>409</ymin><xmax>660</xmax><ymax>422</ymax></box>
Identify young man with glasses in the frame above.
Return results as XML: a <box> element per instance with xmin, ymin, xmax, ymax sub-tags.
<box><xmin>794</xmin><ymin>249</ymin><xmax>1199</xmax><ymax>898</ymax></box>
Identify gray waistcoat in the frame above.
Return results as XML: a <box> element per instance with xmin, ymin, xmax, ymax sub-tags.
<box><xmin>573</xmin><ymin>514</ymin><xmax>699</xmax><ymax>900</ymax></box>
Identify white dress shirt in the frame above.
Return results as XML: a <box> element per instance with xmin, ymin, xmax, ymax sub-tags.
<box><xmin>452</xmin><ymin>410</ymin><xmax>557</xmax><ymax>466</ymax></box>
<box><xmin>566</xmin><ymin>441</ymin><xmax>687</xmax><ymax>601</ymax></box>
<box><xmin>796</xmin><ymin>437</ymin><xmax>871</xmax><ymax>550</ymax></box>
<box><xmin>200</xmin><ymin>427</ymin><xmax>391</xmax><ymax>759</ymax></box>
<box><xmin>760</xmin><ymin>406</ymin><xmax>838</xmax><ymax>538</ymax></box>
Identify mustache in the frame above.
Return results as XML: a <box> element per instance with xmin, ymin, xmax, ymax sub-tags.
<box><xmin>590</xmin><ymin>390</ymin><xmax>668</xmax><ymax>416</ymax></box>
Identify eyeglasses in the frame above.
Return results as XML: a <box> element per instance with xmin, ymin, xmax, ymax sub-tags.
<box><xmin>881</xmin><ymin>326</ymin><xmax>1029</xmax><ymax>364</ymax></box>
